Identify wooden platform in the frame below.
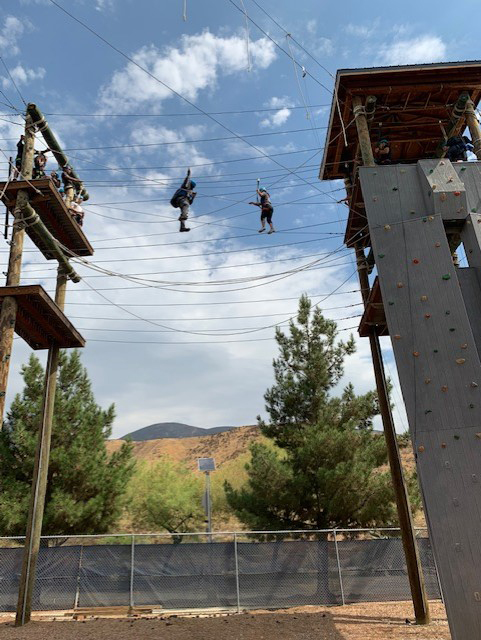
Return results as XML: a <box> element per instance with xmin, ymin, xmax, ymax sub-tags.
<box><xmin>0</xmin><ymin>178</ymin><xmax>93</xmax><ymax>259</ymax></box>
<box><xmin>0</xmin><ymin>285</ymin><xmax>85</xmax><ymax>349</ymax></box>
<box><xmin>358</xmin><ymin>277</ymin><xmax>388</xmax><ymax>337</ymax></box>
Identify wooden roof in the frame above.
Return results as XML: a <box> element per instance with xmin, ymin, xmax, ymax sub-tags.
<box><xmin>0</xmin><ymin>285</ymin><xmax>85</xmax><ymax>350</ymax></box>
<box><xmin>0</xmin><ymin>178</ymin><xmax>93</xmax><ymax>259</ymax></box>
<box><xmin>358</xmin><ymin>277</ymin><xmax>388</xmax><ymax>337</ymax></box>
<box><xmin>319</xmin><ymin>60</ymin><xmax>481</xmax><ymax>182</ymax></box>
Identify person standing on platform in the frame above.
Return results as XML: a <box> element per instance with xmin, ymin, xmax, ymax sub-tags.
<box><xmin>62</xmin><ymin>165</ymin><xmax>83</xmax><ymax>206</ymax></box>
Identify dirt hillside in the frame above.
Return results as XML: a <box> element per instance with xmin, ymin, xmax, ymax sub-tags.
<box><xmin>107</xmin><ymin>425</ymin><xmax>416</xmax><ymax>474</ymax></box>
<box><xmin>106</xmin><ymin>425</ymin><xmax>264</xmax><ymax>470</ymax></box>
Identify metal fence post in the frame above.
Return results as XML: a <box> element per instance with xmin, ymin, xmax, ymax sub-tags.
<box><xmin>73</xmin><ymin>544</ymin><xmax>83</xmax><ymax>610</ymax></box>
<box><xmin>129</xmin><ymin>535</ymin><xmax>135</xmax><ymax>609</ymax></box>
<box><xmin>233</xmin><ymin>533</ymin><xmax>241</xmax><ymax>613</ymax></box>
<box><xmin>333</xmin><ymin>530</ymin><xmax>345</xmax><ymax>606</ymax></box>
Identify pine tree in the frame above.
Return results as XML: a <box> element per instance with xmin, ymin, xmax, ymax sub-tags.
<box><xmin>225</xmin><ymin>295</ymin><xmax>400</xmax><ymax>531</ymax></box>
<box><xmin>0</xmin><ymin>351</ymin><xmax>135</xmax><ymax>536</ymax></box>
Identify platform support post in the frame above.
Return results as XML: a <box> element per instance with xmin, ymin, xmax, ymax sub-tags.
<box><xmin>465</xmin><ymin>100</ymin><xmax>481</xmax><ymax>160</ymax></box>
<box><xmin>15</xmin><ymin>266</ymin><xmax>68</xmax><ymax>626</ymax></box>
<box><xmin>351</xmin><ymin>97</ymin><xmax>430</xmax><ymax>625</ymax></box>
<box><xmin>0</xmin><ymin>113</ymin><xmax>35</xmax><ymax>428</ymax></box>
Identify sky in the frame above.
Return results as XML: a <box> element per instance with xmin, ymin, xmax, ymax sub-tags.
<box><xmin>0</xmin><ymin>0</ymin><xmax>477</xmax><ymax>438</ymax></box>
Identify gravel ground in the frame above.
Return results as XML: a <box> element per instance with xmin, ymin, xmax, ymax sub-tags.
<box><xmin>0</xmin><ymin>602</ymin><xmax>450</xmax><ymax>640</ymax></box>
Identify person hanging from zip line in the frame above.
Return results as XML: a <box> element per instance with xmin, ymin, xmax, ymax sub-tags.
<box><xmin>249</xmin><ymin>187</ymin><xmax>275</xmax><ymax>234</ymax></box>
<box><xmin>170</xmin><ymin>168</ymin><xmax>196</xmax><ymax>232</ymax></box>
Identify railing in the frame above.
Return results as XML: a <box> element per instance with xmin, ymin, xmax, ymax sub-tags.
<box><xmin>0</xmin><ymin>528</ymin><xmax>441</xmax><ymax>612</ymax></box>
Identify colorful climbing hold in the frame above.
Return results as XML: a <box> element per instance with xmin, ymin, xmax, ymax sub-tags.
<box><xmin>410</xmin><ymin>210</ymin><xmax>415</xmax><ymax>215</ymax></box>
<box><xmin>372</xmin><ymin>196</ymin><xmax>378</xmax><ymax>202</ymax></box>
<box><xmin>432</xmin><ymin>185</ymin><xmax>437</xmax><ymax>190</ymax></box>
<box><xmin>476</xmin><ymin>433</ymin><xmax>481</xmax><ymax>439</ymax></box>
<box><xmin>424</xmin><ymin>410</ymin><xmax>432</xmax><ymax>415</ymax></box>
<box><xmin>384</xmin><ymin>224</ymin><xmax>391</xmax><ymax>230</ymax></box>
<box><xmin>471</xmin><ymin>382</ymin><xmax>478</xmax><ymax>388</ymax></box>
<box><xmin>397</xmin><ymin>282</ymin><xmax>404</xmax><ymax>288</ymax></box>
<box><xmin>440</xmin><ymin>193</ymin><xmax>447</xmax><ymax>202</ymax></box>
<box><xmin>472</xmin><ymin>208</ymin><xmax>477</xmax><ymax>213</ymax></box>
<box><xmin>442</xmin><ymin>385</ymin><xmax>448</xmax><ymax>392</ymax></box>
<box><xmin>441</xmin><ymin>442</ymin><xmax>447</xmax><ymax>448</ymax></box>
<box><xmin>433</xmin><ymin>349</ymin><xmax>439</xmax><ymax>353</ymax></box>
<box><xmin>442</xmin><ymin>274</ymin><xmax>451</xmax><ymax>280</ymax></box>
<box><xmin>425</xmin><ymin>378</ymin><xmax>431</xmax><ymax>384</ymax></box>
<box><xmin>388</xmin><ymin>301</ymin><xmax>394</xmax><ymax>306</ymax></box>
<box><xmin>413</xmin><ymin>351</ymin><xmax>420</xmax><ymax>357</ymax></box>
<box><xmin>454</xmin><ymin>434</ymin><xmax>460</xmax><ymax>440</ymax></box>
<box><xmin>461</xmin><ymin>166</ymin><xmax>467</xmax><ymax>171</ymax></box>
<box><xmin>378</xmin><ymin>253</ymin><xmax>385</xmax><ymax>258</ymax></box>
<box><xmin>394</xmin><ymin>334</ymin><xmax>401</xmax><ymax>340</ymax></box>
<box><xmin>413</xmin><ymin>259</ymin><xmax>419</xmax><ymax>264</ymax></box>
<box><xmin>447</xmin><ymin>176</ymin><xmax>454</xmax><ymax>183</ymax></box>
<box><xmin>461</xmin><ymin>344</ymin><xmax>468</xmax><ymax>349</ymax></box>
<box><xmin>435</xmin><ymin>242</ymin><xmax>441</xmax><ymax>248</ymax></box>
<box><xmin>470</xmin><ymin>403</ymin><xmax>475</xmax><ymax>409</ymax></box>
<box><xmin>429</xmin><ymin>169</ymin><xmax>434</xmax><ymax>174</ymax></box>
<box><xmin>418</xmin><ymin>445</ymin><xmax>425</xmax><ymax>452</ymax></box>
<box><xmin>456</xmin><ymin>358</ymin><xmax>466</xmax><ymax>364</ymax></box>
<box><xmin>454</xmin><ymin>191</ymin><xmax>461</xmax><ymax>196</ymax></box>
<box><xmin>421</xmin><ymin>295</ymin><xmax>428</xmax><ymax>302</ymax></box>
<box><xmin>445</xmin><ymin>310</ymin><xmax>450</xmax><ymax>315</ymax></box>
<box><xmin>424</xmin><ymin>313</ymin><xmax>431</xmax><ymax>319</ymax></box>
<box><xmin>422</xmin><ymin>217</ymin><xmax>427</xmax><ymax>222</ymax></box>
<box><xmin>392</xmin><ymin>187</ymin><xmax>398</xmax><ymax>191</ymax></box>
<box><xmin>449</xmin><ymin>328</ymin><xmax>456</xmax><ymax>332</ymax></box>
<box><xmin>428</xmin><ymin>215</ymin><xmax>434</xmax><ymax>221</ymax></box>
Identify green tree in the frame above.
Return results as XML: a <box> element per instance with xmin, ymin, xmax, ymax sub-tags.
<box><xmin>0</xmin><ymin>351</ymin><xmax>135</xmax><ymax>536</ymax></box>
<box><xmin>126</xmin><ymin>458</ymin><xmax>204</xmax><ymax>536</ymax></box>
<box><xmin>225</xmin><ymin>295</ymin><xmax>400</xmax><ymax>531</ymax></box>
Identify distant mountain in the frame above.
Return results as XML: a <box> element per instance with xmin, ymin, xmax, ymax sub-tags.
<box><xmin>120</xmin><ymin>422</ymin><xmax>236</xmax><ymax>441</ymax></box>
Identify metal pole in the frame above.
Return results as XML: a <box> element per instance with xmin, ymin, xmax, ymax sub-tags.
<box><xmin>233</xmin><ymin>533</ymin><xmax>241</xmax><ymax>613</ymax></box>
<box><xmin>74</xmin><ymin>544</ymin><xmax>84</xmax><ymax>610</ymax></box>
<box><xmin>352</xmin><ymin>96</ymin><xmax>430</xmax><ymax>626</ymax></box>
<box><xmin>205</xmin><ymin>471</ymin><xmax>212</xmax><ymax>541</ymax></box>
<box><xmin>129</xmin><ymin>535</ymin><xmax>135</xmax><ymax>610</ymax></box>
<box><xmin>333</xmin><ymin>530</ymin><xmax>345</xmax><ymax>606</ymax></box>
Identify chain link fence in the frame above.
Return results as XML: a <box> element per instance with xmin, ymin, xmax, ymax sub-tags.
<box><xmin>0</xmin><ymin>528</ymin><xmax>441</xmax><ymax>612</ymax></box>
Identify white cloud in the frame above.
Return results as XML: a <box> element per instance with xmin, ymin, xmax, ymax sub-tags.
<box><xmin>0</xmin><ymin>16</ymin><xmax>27</xmax><ymax>56</ymax></box>
<box><xmin>99</xmin><ymin>31</ymin><xmax>277</xmax><ymax>111</ymax></box>
<box><xmin>260</xmin><ymin>96</ymin><xmax>295</xmax><ymax>128</ymax></box>
<box><xmin>1</xmin><ymin>63</ymin><xmax>45</xmax><ymax>89</ymax></box>
<box><xmin>344</xmin><ymin>21</ymin><xmax>380</xmax><ymax>39</ymax></box>
<box><xmin>378</xmin><ymin>35</ymin><xmax>447</xmax><ymax>65</ymax></box>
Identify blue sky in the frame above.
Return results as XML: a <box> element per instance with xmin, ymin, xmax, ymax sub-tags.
<box><xmin>0</xmin><ymin>0</ymin><xmax>475</xmax><ymax>436</ymax></box>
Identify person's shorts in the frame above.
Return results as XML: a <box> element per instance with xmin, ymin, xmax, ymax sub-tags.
<box><xmin>261</xmin><ymin>205</ymin><xmax>273</xmax><ymax>224</ymax></box>
<box><xmin>15</xmin><ymin>157</ymin><xmax>21</xmax><ymax>169</ymax></box>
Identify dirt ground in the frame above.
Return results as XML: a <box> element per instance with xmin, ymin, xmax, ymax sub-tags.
<box><xmin>0</xmin><ymin>602</ymin><xmax>451</xmax><ymax>640</ymax></box>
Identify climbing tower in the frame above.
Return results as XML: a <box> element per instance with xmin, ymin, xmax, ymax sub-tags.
<box><xmin>320</xmin><ymin>61</ymin><xmax>481</xmax><ymax>640</ymax></box>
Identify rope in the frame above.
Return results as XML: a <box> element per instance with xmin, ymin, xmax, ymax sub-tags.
<box><xmin>182</xmin><ymin>0</ymin><xmax>187</xmax><ymax>20</ymax></box>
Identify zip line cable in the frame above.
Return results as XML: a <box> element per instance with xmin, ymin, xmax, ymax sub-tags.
<box><xmin>0</xmin><ymin>56</ymin><xmax>27</xmax><ymax>107</ymax></box>
<box><xmin>46</xmin><ymin>0</ymin><xmax>344</xmax><ymax>205</ymax></box>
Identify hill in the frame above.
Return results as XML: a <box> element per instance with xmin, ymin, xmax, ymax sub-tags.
<box><xmin>108</xmin><ymin>425</ymin><xmax>263</xmax><ymax>470</ymax></box>
<box><xmin>121</xmin><ymin>422</ymin><xmax>237</xmax><ymax>441</ymax></box>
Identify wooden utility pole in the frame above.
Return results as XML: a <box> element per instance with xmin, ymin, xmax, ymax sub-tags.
<box><xmin>465</xmin><ymin>100</ymin><xmax>481</xmax><ymax>160</ymax></box>
<box><xmin>0</xmin><ymin>115</ymin><xmax>35</xmax><ymax>427</ymax></box>
<box><xmin>351</xmin><ymin>96</ymin><xmax>430</xmax><ymax>625</ymax></box>
<box><xmin>15</xmin><ymin>265</ymin><xmax>68</xmax><ymax>626</ymax></box>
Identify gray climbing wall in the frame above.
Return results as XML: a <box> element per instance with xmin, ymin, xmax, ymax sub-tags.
<box><xmin>359</xmin><ymin>160</ymin><xmax>481</xmax><ymax>640</ymax></box>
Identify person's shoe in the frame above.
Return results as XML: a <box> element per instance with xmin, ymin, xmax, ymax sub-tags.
<box><xmin>258</xmin><ymin>228</ymin><xmax>265</xmax><ymax>233</ymax></box>
<box><xmin>180</xmin><ymin>227</ymin><xmax>191</xmax><ymax>232</ymax></box>
<box><xmin>268</xmin><ymin>228</ymin><xmax>275</xmax><ymax>234</ymax></box>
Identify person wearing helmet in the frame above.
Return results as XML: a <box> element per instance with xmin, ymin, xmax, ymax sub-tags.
<box><xmin>249</xmin><ymin>187</ymin><xmax>275</xmax><ymax>234</ymax></box>
<box><xmin>374</xmin><ymin>139</ymin><xmax>391</xmax><ymax>165</ymax></box>
<box><xmin>170</xmin><ymin>168</ymin><xmax>197</xmax><ymax>232</ymax></box>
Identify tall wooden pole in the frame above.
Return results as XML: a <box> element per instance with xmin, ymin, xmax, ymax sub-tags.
<box><xmin>465</xmin><ymin>100</ymin><xmax>481</xmax><ymax>160</ymax></box>
<box><xmin>15</xmin><ymin>266</ymin><xmax>67</xmax><ymax>626</ymax></box>
<box><xmin>351</xmin><ymin>96</ymin><xmax>430</xmax><ymax>625</ymax></box>
<box><xmin>0</xmin><ymin>114</ymin><xmax>35</xmax><ymax>427</ymax></box>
